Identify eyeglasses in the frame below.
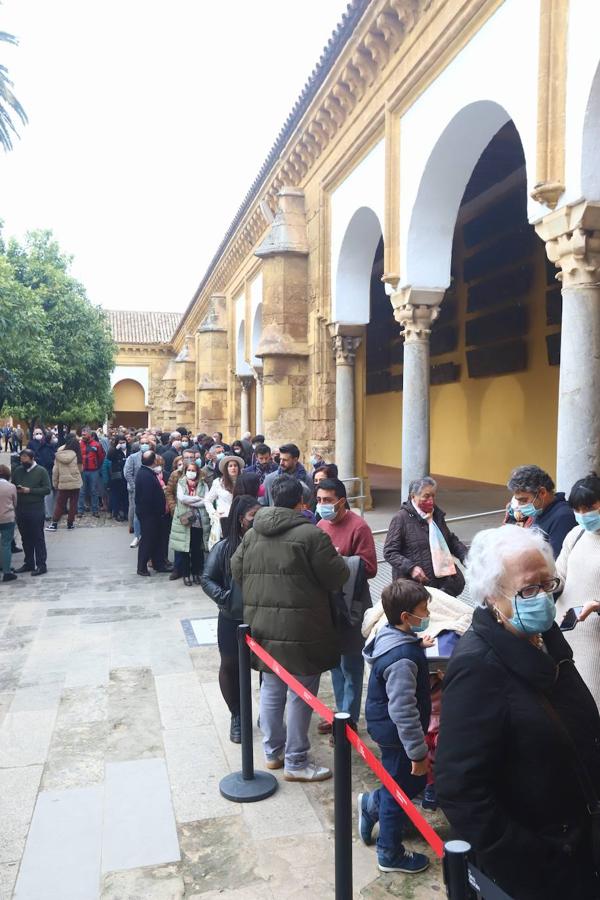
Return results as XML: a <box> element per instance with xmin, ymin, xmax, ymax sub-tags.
<box><xmin>515</xmin><ymin>578</ymin><xmax>561</xmax><ymax>600</ymax></box>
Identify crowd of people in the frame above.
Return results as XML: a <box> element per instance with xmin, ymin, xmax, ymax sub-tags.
<box><xmin>1</xmin><ymin>420</ymin><xmax>600</xmax><ymax>896</ymax></box>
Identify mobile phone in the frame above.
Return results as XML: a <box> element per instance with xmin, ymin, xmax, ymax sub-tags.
<box><xmin>560</xmin><ymin>607</ymin><xmax>583</xmax><ymax>631</ymax></box>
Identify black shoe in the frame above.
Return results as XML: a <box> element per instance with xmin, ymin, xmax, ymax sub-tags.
<box><xmin>230</xmin><ymin>714</ymin><xmax>241</xmax><ymax>744</ymax></box>
<box><xmin>67</xmin><ymin>523</ymin><xmax>74</xmax><ymax>530</ymax></box>
<box><xmin>15</xmin><ymin>564</ymin><xmax>34</xmax><ymax>573</ymax></box>
<box><xmin>2</xmin><ymin>572</ymin><xmax>17</xmax><ymax>582</ymax></box>
<box><xmin>92</xmin><ymin>512</ymin><xmax>100</xmax><ymax>518</ymax></box>
<box><xmin>183</xmin><ymin>575</ymin><xmax>192</xmax><ymax>586</ymax></box>
<box><xmin>31</xmin><ymin>566</ymin><xmax>47</xmax><ymax>576</ymax></box>
<box><xmin>45</xmin><ymin>522</ymin><xmax>58</xmax><ymax>532</ymax></box>
<box><xmin>137</xmin><ymin>569</ymin><xmax>151</xmax><ymax>577</ymax></box>
<box><xmin>193</xmin><ymin>574</ymin><xmax>201</xmax><ymax>585</ymax></box>
<box><xmin>168</xmin><ymin>570</ymin><xmax>181</xmax><ymax>581</ymax></box>
<box><xmin>154</xmin><ymin>564</ymin><xmax>174</xmax><ymax>573</ymax></box>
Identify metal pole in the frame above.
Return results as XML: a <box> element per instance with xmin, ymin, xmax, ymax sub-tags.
<box><xmin>219</xmin><ymin>624</ymin><xmax>278</xmax><ymax>803</ymax></box>
<box><xmin>443</xmin><ymin>840</ymin><xmax>473</xmax><ymax>900</ymax></box>
<box><xmin>333</xmin><ymin>712</ymin><xmax>353</xmax><ymax>900</ymax></box>
<box><xmin>238</xmin><ymin>623</ymin><xmax>254</xmax><ymax>780</ymax></box>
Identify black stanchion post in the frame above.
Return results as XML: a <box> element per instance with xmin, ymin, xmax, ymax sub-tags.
<box><xmin>333</xmin><ymin>712</ymin><xmax>353</xmax><ymax>900</ymax></box>
<box><xmin>219</xmin><ymin>624</ymin><xmax>278</xmax><ymax>803</ymax></box>
<box><xmin>443</xmin><ymin>840</ymin><xmax>473</xmax><ymax>900</ymax></box>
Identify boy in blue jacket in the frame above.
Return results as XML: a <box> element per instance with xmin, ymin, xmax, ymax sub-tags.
<box><xmin>358</xmin><ymin>579</ymin><xmax>432</xmax><ymax>874</ymax></box>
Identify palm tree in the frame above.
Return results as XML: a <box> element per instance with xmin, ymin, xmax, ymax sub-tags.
<box><xmin>0</xmin><ymin>30</ymin><xmax>27</xmax><ymax>151</ymax></box>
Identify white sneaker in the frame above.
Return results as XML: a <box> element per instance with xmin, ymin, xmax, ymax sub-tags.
<box><xmin>129</xmin><ymin>536</ymin><xmax>140</xmax><ymax>548</ymax></box>
<box><xmin>283</xmin><ymin>762</ymin><xmax>332</xmax><ymax>782</ymax></box>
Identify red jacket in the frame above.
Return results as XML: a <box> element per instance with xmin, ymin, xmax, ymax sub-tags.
<box><xmin>80</xmin><ymin>439</ymin><xmax>105</xmax><ymax>472</ymax></box>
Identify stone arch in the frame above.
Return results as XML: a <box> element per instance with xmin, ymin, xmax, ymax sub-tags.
<box><xmin>251</xmin><ymin>303</ymin><xmax>262</xmax><ymax>365</ymax></box>
<box><xmin>582</xmin><ymin>59</ymin><xmax>600</xmax><ymax>199</ymax></box>
<box><xmin>236</xmin><ymin>320</ymin><xmax>252</xmax><ymax>375</ymax></box>
<box><xmin>110</xmin><ymin>366</ymin><xmax>148</xmax><ymax>405</ymax></box>
<box><xmin>402</xmin><ymin>100</ymin><xmax>527</xmax><ymax>290</ymax></box>
<box><xmin>334</xmin><ymin>206</ymin><xmax>383</xmax><ymax>324</ymax></box>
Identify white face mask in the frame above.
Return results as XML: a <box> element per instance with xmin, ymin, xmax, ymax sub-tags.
<box><xmin>34</xmin><ymin>433</ymin><xmax>43</xmax><ymax>440</ymax></box>
<box><xmin>153</xmin><ymin>465</ymin><xmax>162</xmax><ymax>474</ymax></box>
<box><xmin>186</xmin><ymin>471</ymin><xmax>197</xmax><ymax>480</ymax></box>
<box><xmin>117</xmin><ymin>443</ymin><xmax>126</xmax><ymax>450</ymax></box>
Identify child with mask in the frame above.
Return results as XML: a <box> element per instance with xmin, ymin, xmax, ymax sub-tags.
<box><xmin>358</xmin><ymin>579</ymin><xmax>434</xmax><ymax>876</ymax></box>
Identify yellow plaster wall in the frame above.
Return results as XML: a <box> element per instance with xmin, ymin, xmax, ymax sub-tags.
<box><xmin>113</xmin><ymin>379</ymin><xmax>146</xmax><ymax>411</ymax></box>
<box><xmin>366</xmin><ymin>336</ymin><xmax>559</xmax><ymax>486</ymax></box>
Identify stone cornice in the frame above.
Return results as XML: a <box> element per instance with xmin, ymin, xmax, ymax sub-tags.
<box><xmin>116</xmin><ymin>343</ymin><xmax>172</xmax><ymax>356</ymax></box>
<box><xmin>173</xmin><ymin>0</ymin><xmax>434</xmax><ymax>346</ymax></box>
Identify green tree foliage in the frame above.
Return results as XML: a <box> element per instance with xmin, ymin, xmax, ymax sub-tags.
<box><xmin>0</xmin><ymin>30</ymin><xmax>27</xmax><ymax>151</ymax></box>
<box><xmin>0</xmin><ymin>227</ymin><xmax>116</xmax><ymax>427</ymax></box>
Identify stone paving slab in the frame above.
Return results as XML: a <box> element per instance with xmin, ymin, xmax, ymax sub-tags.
<box><xmin>0</xmin><ymin>766</ymin><xmax>43</xmax><ymax>864</ymax></box>
<box><xmin>14</xmin><ymin>785</ymin><xmax>104</xmax><ymax>900</ymax></box>
<box><xmin>102</xmin><ymin>758</ymin><xmax>180</xmax><ymax>874</ymax></box>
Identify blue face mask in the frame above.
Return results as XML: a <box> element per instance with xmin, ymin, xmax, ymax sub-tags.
<box><xmin>575</xmin><ymin>510</ymin><xmax>600</xmax><ymax>533</ymax></box>
<box><xmin>181</xmin><ymin>442</ymin><xmax>189</xmax><ymax>448</ymax></box>
<box><xmin>509</xmin><ymin>592</ymin><xmax>555</xmax><ymax>634</ymax></box>
<box><xmin>140</xmin><ymin>443</ymin><xmax>150</xmax><ymax>452</ymax></box>
<box><xmin>410</xmin><ymin>615</ymin><xmax>430</xmax><ymax>634</ymax></box>
<box><xmin>216</xmin><ymin>452</ymin><xmax>225</xmax><ymax>461</ymax></box>
<box><xmin>515</xmin><ymin>500</ymin><xmax>539</xmax><ymax>518</ymax></box>
<box><xmin>310</xmin><ymin>455</ymin><xmax>319</xmax><ymax>466</ymax></box>
<box><xmin>316</xmin><ymin>502</ymin><xmax>337</xmax><ymax>521</ymax></box>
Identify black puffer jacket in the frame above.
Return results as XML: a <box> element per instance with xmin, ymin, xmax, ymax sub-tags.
<box><xmin>436</xmin><ymin>606</ymin><xmax>600</xmax><ymax>900</ymax></box>
<box><xmin>200</xmin><ymin>539</ymin><xmax>243</xmax><ymax>621</ymax></box>
<box><xmin>383</xmin><ymin>501</ymin><xmax>467</xmax><ymax>596</ymax></box>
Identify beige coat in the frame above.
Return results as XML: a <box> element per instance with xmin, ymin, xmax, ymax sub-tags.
<box><xmin>52</xmin><ymin>447</ymin><xmax>83</xmax><ymax>491</ymax></box>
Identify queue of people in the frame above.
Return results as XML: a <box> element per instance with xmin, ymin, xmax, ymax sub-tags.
<box><xmin>2</xmin><ymin>422</ymin><xmax>600</xmax><ymax>895</ymax></box>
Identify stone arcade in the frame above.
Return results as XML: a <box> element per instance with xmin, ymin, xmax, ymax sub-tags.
<box><xmin>110</xmin><ymin>0</ymin><xmax>600</xmax><ymax>499</ymax></box>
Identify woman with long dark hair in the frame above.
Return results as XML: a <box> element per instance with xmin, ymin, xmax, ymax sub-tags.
<box><xmin>204</xmin><ymin>455</ymin><xmax>244</xmax><ymax>539</ymax></box>
<box><xmin>201</xmin><ymin>494</ymin><xmax>260</xmax><ymax>743</ymax></box>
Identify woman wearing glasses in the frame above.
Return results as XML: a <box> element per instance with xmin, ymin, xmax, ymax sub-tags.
<box><xmin>435</xmin><ymin>525</ymin><xmax>600</xmax><ymax>900</ymax></box>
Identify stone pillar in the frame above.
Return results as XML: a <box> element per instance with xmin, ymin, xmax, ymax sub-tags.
<box><xmin>536</xmin><ymin>202</ymin><xmax>600</xmax><ymax>491</ymax></box>
<box><xmin>254</xmin><ymin>369</ymin><xmax>264</xmax><ymax>435</ymax></box>
<box><xmin>255</xmin><ymin>188</ymin><xmax>309</xmax><ymax>449</ymax></box>
<box><xmin>331</xmin><ymin>328</ymin><xmax>361</xmax><ymax>480</ymax></box>
<box><xmin>391</xmin><ymin>288</ymin><xmax>444</xmax><ymax>500</ymax></box>
<box><xmin>239</xmin><ymin>376</ymin><xmax>253</xmax><ymax>435</ymax></box>
<box><xmin>196</xmin><ymin>294</ymin><xmax>229</xmax><ymax>436</ymax></box>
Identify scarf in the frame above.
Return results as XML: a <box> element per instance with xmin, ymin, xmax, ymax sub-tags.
<box><xmin>411</xmin><ymin>500</ymin><xmax>456</xmax><ymax>578</ymax></box>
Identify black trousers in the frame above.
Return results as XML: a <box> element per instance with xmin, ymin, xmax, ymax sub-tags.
<box><xmin>183</xmin><ymin>527</ymin><xmax>204</xmax><ymax>576</ymax></box>
<box><xmin>17</xmin><ymin>506</ymin><xmax>47</xmax><ymax>569</ymax></box>
<box><xmin>137</xmin><ymin>513</ymin><xmax>169</xmax><ymax>572</ymax></box>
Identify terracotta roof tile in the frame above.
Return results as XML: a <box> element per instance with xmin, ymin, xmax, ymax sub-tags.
<box><xmin>106</xmin><ymin>310</ymin><xmax>181</xmax><ymax>345</ymax></box>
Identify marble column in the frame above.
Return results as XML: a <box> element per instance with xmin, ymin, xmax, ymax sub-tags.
<box><xmin>391</xmin><ymin>289</ymin><xmax>444</xmax><ymax>500</ymax></box>
<box><xmin>253</xmin><ymin>369</ymin><xmax>264</xmax><ymax>435</ymax></box>
<box><xmin>239</xmin><ymin>376</ymin><xmax>253</xmax><ymax>436</ymax></box>
<box><xmin>332</xmin><ymin>332</ymin><xmax>361</xmax><ymax>480</ymax></box>
<box><xmin>536</xmin><ymin>202</ymin><xmax>600</xmax><ymax>492</ymax></box>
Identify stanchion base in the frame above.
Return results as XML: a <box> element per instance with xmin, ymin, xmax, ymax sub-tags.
<box><xmin>219</xmin><ymin>770</ymin><xmax>278</xmax><ymax>803</ymax></box>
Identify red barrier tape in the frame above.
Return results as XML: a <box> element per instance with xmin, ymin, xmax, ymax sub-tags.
<box><xmin>245</xmin><ymin>633</ymin><xmax>444</xmax><ymax>858</ymax></box>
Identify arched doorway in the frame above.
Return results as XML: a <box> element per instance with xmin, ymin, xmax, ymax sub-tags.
<box><xmin>112</xmin><ymin>379</ymin><xmax>148</xmax><ymax>429</ymax></box>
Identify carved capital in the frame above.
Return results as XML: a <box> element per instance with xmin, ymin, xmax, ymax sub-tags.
<box><xmin>239</xmin><ymin>376</ymin><xmax>254</xmax><ymax>392</ymax></box>
<box><xmin>332</xmin><ymin>334</ymin><xmax>361</xmax><ymax>365</ymax></box>
<box><xmin>535</xmin><ymin>202</ymin><xmax>600</xmax><ymax>288</ymax></box>
<box><xmin>390</xmin><ymin>286</ymin><xmax>444</xmax><ymax>341</ymax></box>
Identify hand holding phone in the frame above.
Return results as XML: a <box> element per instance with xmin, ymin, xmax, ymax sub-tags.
<box><xmin>560</xmin><ymin>607</ymin><xmax>584</xmax><ymax>631</ymax></box>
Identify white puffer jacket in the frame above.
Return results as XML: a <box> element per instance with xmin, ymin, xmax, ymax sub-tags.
<box><xmin>52</xmin><ymin>447</ymin><xmax>83</xmax><ymax>491</ymax></box>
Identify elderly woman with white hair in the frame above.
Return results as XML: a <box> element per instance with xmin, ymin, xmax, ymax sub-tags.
<box><xmin>436</xmin><ymin>525</ymin><xmax>600</xmax><ymax>900</ymax></box>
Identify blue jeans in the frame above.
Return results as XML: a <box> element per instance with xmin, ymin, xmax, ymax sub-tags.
<box><xmin>331</xmin><ymin>652</ymin><xmax>364</xmax><ymax>724</ymax></box>
<box><xmin>365</xmin><ymin>744</ymin><xmax>427</xmax><ymax>857</ymax></box>
<box><xmin>0</xmin><ymin>522</ymin><xmax>14</xmax><ymax>573</ymax></box>
<box><xmin>78</xmin><ymin>470</ymin><xmax>100</xmax><ymax>513</ymax></box>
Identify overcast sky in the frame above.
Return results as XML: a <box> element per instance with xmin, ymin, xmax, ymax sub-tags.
<box><xmin>0</xmin><ymin>0</ymin><xmax>347</xmax><ymax>312</ymax></box>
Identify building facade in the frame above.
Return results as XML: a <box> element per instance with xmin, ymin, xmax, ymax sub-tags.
<box><xmin>114</xmin><ymin>0</ymin><xmax>600</xmax><ymax>499</ymax></box>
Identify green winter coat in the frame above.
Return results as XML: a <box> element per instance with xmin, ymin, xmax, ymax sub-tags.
<box><xmin>168</xmin><ymin>477</ymin><xmax>211</xmax><ymax>555</ymax></box>
<box><xmin>231</xmin><ymin>506</ymin><xmax>349</xmax><ymax>675</ymax></box>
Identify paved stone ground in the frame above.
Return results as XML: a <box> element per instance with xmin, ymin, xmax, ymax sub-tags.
<box><xmin>0</xmin><ymin>515</ymin><xmax>451</xmax><ymax>900</ymax></box>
